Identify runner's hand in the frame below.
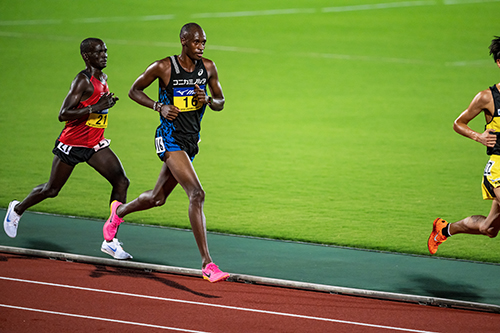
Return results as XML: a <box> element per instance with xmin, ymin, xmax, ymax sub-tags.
<box><xmin>93</xmin><ymin>92</ymin><xmax>119</xmax><ymax>112</ymax></box>
<box><xmin>479</xmin><ymin>129</ymin><xmax>497</xmax><ymax>147</ymax></box>
<box><xmin>160</xmin><ymin>104</ymin><xmax>180</xmax><ymax>121</ymax></box>
<box><xmin>194</xmin><ymin>84</ymin><xmax>209</xmax><ymax>104</ymax></box>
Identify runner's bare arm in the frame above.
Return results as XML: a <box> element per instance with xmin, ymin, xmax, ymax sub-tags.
<box><xmin>201</xmin><ymin>58</ymin><xmax>224</xmax><ymax>111</ymax></box>
<box><xmin>129</xmin><ymin>60</ymin><xmax>179</xmax><ymax>121</ymax></box>
<box><xmin>59</xmin><ymin>73</ymin><xmax>118</xmax><ymax>122</ymax></box>
<box><xmin>453</xmin><ymin>89</ymin><xmax>497</xmax><ymax>147</ymax></box>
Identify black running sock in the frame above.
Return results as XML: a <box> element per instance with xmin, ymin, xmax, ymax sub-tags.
<box><xmin>441</xmin><ymin>224</ymin><xmax>451</xmax><ymax>238</ymax></box>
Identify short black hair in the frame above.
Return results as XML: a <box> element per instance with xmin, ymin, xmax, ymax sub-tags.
<box><xmin>80</xmin><ymin>37</ymin><xmax>103</xmax><ymax>54</ymax></box>
<box><xmin>180</xmin><ymin>23</ymin><xmax>203</xmax><ymax>40</ymax></box>
<box><xmin>489</xmin><ymin>36</ymin><xmax>500</xmax><ymax>62</ymax></box>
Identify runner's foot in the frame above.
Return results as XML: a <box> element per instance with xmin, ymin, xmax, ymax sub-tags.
<box><xmin>4</xmin><ymin>200</ymin><xmax>21</xmax><ymax>238</ymax></box>
<box><xmin>101</xmin><ymin>238</ymin><xmax>132</xmax><ymax>260</ymax></box>
<box><xmin>202</xmin><ymin>262</ymin><xmax>229</xmax><ymax>283</ymax></box>
<box><xmin>103</xmin><ymin>200</ymin><xmax>123</xmax><ymax>241</ymax></box>
<box><xmin>428</xmin><ymin>218</ymin><xmax>448</xmax><ymax>255</ymax></box>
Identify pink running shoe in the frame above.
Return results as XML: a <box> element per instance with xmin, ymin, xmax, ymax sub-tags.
<box><xmin>103</xmin><ymin>200</ymin><xmax>124</xmax><ymax>241</ymax></box>
<box><xmin>202</xmin><ymin>263</ymin><xmax>229</xmax><ymax>283</ymax></box>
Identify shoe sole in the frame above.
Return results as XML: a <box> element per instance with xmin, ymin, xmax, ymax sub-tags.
<box><xmin>203</xmin><ymin>273</ymin><xmax>230</xmax><ymax>283</ymax></box>
<box><xmin>100</xmin><ymin>247</ymin><xmax>132</xmax><ymax>260</ymax></box>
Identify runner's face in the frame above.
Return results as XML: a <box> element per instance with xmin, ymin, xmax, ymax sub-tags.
<box><xmin>184</xmin><ymin>29</ymin><xmax>206</xmax><ymax>60</ymax></box>
<box><xmin>86</xmin><ymin>42</ymin><xmax>108</xmax><ymax>70</ymax></box>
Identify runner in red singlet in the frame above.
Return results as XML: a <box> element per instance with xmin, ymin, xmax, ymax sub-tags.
<box><xmin>3</xmin><ymin>38</ymin><xmax>132</xmax><ymax>260</ymax></box>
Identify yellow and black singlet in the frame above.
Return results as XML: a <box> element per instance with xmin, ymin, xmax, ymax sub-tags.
<box><xmin>486</xmin><ymin>84</ymin><xmax>500</xmax><ymax>156</ymax></box>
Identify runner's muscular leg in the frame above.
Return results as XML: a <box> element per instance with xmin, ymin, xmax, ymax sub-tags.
<box><xmin>116</xmin><ymin>160</ymin><xmax>179</xmax><ymax>217</ymax></box>
<box><xmin>87</xmin><ymin>147</ymin><xmax>129</xmax><ymax>204</ymax></box>
<box><xmin>164</xmin><ymin>151</ymin><xmax>213</xmax><ymax>268</ymax></box>
<box><xmin>15</xmin><ymin>156</ymin><xmax>74</xmax><ymax>215</ymax></box>
<box><xmin>450</xmin><ymin>190</ymin><xmax>500</xmax><ymax>238</ymax></box>
<box><xmin>479</xmin><ymin>189</ymin><xmax>500</xmax><ymax>238</ymax></box>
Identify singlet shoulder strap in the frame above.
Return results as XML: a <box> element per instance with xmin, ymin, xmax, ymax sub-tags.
<box><xmin>489</xmin><ymin>85</ymin><xmax>500</xmax><ymax>121</ymax></box>
<box><xmin>490</xmin><ymin>84</ymin><xmax>500</xmax><ymax>96</ymax></box>
<box><xmin>170</xmin><ymin>56</ymin><xmax>181</xmax><ymax>75</ymax></box>
<box><xmin>79</xmin><ymin>70</ymin><xmax>92</xmax><ymax>80</ymax></box>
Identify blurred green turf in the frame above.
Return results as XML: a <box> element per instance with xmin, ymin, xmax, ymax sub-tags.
<box><xmin>1</xmin><ymin>0</ymin><xmax>500</xmax><ymax>263</ymax></box>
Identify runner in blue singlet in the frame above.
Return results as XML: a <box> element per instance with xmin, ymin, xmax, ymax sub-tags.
<box><xmin>102</xmin><ymin>23</ymin><xmax>229</xmax><ymax>282</ymax></box>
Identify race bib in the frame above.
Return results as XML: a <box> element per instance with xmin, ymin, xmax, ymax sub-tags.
<box><xmin>93</xmin><ymin>138</ymin><xmax>111</xmax><ymax>152</ymax></box>
<box><xmin>485</xmin><ymin>160</ymin><xmax>494</xmax><ymax>176</ymax></box>
<box><xmin>173</xmin><ymin>85</ymin><xmax>205</xmax><ymax>112</ymax></box>
<box><xmin>57</xmin><ymin>142</ymin><xmax>72</xmax><ymax>155</ymax></box>
<box><xmin>155</xmin><ymin>136</ymin><xmax>166</xmax><ymax>154</ymax></box>
<box><xmin>86</xmin><ymin>109</ymin><xmax>108</xmax><ymax>128</ymax></box>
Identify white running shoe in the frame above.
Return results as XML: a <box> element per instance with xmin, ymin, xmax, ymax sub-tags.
<box><xmin>4</xmin><ymin>200</ymin><xmax>21</xmax><ymax>238</ymax></box>
<box><xmin>101</xmin><ymin>238</ymin><xmax>133</xmax><ymax>260</ymax></box>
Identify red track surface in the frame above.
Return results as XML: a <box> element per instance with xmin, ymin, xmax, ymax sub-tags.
<box><xmin>0</xmin><ymin>253</ymin><xmax>498</xmax><ymax>332</ymax></box>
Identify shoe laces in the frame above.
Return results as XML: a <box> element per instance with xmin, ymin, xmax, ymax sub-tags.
<box><xmin>210</xmin><ymin>263</ymin><xmax>223</xmax><ymax>274</ymax></box>
<box><xmin>8</xmin><ymin>209</ymin><xmax>21</xmax><ymax>224</ymax></box>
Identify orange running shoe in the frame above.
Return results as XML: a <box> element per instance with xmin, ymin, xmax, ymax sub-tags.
<box><xmin>427</xmin><ymin>218</ymin><xmax>448</xmax><ymax>255</ymax></box>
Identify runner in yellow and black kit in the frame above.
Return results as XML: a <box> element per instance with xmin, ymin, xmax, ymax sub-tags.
<box><xmin>482</xmin><ymin>84</ymin><xmax>500</xmax><ymax>199</ymax></box>
<box><xmin>428</xmin><ymin>36</ymin><xmax>500</xmax><ymax>255</ymax></box>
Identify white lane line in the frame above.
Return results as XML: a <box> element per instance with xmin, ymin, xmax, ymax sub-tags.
<box><xmin>444</xmin><ymin>0</ymin><xmax>500</xmax><ymax>4</ymax></box>
<box><xmin>321</xmin><ymin>1</ymin><xmax>436</xmax><ymax>13</ymax></box>
<box><xmin>192</xmin><ymin>8</ymin><xmax>317</xmax><ymax>18</ymax></box>
<box><xmin>1</xmin><ymin>0</ymin><xmax>498</xmax><ymax>26</ymax></box>
<box><xmin>72</xmin><ymin>15</ymin><xmax>175</xmax><ymax>23</ymax></box>
<box><xmin>298</xmin><ymin>51</ymin><xmax>432</xmax><ymax>64</ymax></box>
<box><xmin>0</xmin><ymin>15</ymin><xmax>175</xmax><ymax>26</ymax></box>
<box><xmin>0</xmin><ymin>19</ymin><xmax>62</xmax><ymax>26</ymax></box>
<box><xmin>0</xmin><ymin>30</ymin><xmax>487</xmax><ymax>67</ymax></box>
<box><xmin>0</xmin><ymin>304</ymin><xmax>209</xmax><ymax>333</ymax></box>
<box><xmin>0</xmin><ymin>276</ymin><xmax>438</xmax><ymax>333</ymax></box>
<box><xmin>0</xmin><ymin>31</ymin><xmax>262</xmax><ymax>53</ymax></box>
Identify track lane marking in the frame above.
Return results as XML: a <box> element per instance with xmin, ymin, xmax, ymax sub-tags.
<box><xmin>1</xmin><ymin>0</ymin><xmax>499</xmax><ymax>25</ymax></box>
<box><xmin>0</xmin><ymin>303</ymin><xmax>209</xmax><ymax>332</ymax></box>
<box><xmin>0</xmin><ymin>31</ymin><xmax>487</xmax><ymax>67</ymax></box>
<box><xmin>0</xmin><ymin>276</ymin><xmax>438</xmax><ymax>333</ymax></box>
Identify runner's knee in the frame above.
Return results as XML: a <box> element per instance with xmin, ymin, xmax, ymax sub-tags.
<box><xmin>479</xmin><ymin>224</ymin><xmax>499</xmax><ymax>238</ymax></box>
<box><xmin>485</xmin><ymin>227</ymin><xmax>499</xmax><ymax>238</ymax></box>
<box><xmin>117</xmin><ymin>175</ymin><xmax>130</xmax><ymax>191</ymax></box>
<box><xmin>150</xmin><ymin>194</ymin><xmax>166</xmax><ymax>207</ymax></box>
<box><xmin>42</xmin><ymin>185</ymin><xmax>61</xmax><ymax>198</ymax></box>
<box><xmin>189</xmin><ymin>188</ymin><xmax>205</xmax><ymax>205</ymax></box>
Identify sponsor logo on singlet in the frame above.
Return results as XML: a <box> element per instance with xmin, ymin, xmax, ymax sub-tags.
<box><xmin>173</xmin><ymin>85</ymin><xmax>206</xmax><ymax>112</ymax></box>
<box><xmin>172</xmin><ymin>78</ymin><xmax>207</xmax><ymax>86</ymax></box>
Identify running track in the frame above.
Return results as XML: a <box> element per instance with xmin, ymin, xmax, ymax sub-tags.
<box><xmin>0</xmin><ymin>253</ymin><xmax>498</xmax><ymax>332</ymax></box>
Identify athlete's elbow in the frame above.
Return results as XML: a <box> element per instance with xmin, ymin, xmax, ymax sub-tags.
<box><xmin>452</xmin><ymin>119</ymin><xmax>466</xmax><ymax>135</ymax></box>
<box><xmin>127</xmin><ymin>89</ymin><xmax>135</xmax><ymax>100</ymax></box>
<box><xmin>212</xmin><ymin>99</ymin><xmax>225</xmax><ymax>111</ymax></box>
<box><xmin>128</xmin><ymin>88</ymin><xmax>143</xmax><ymax>103</ymax></box>
<box><xmin>58</xmin><ymin>111</ymin><xmax>67</xmax><ymax>122</ymax></box>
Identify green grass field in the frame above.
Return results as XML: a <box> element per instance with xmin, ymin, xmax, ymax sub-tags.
<box><xmin>1</xmin><ymin>0</ymin><xmax>500</xmax><ymax>263</ymax></box>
